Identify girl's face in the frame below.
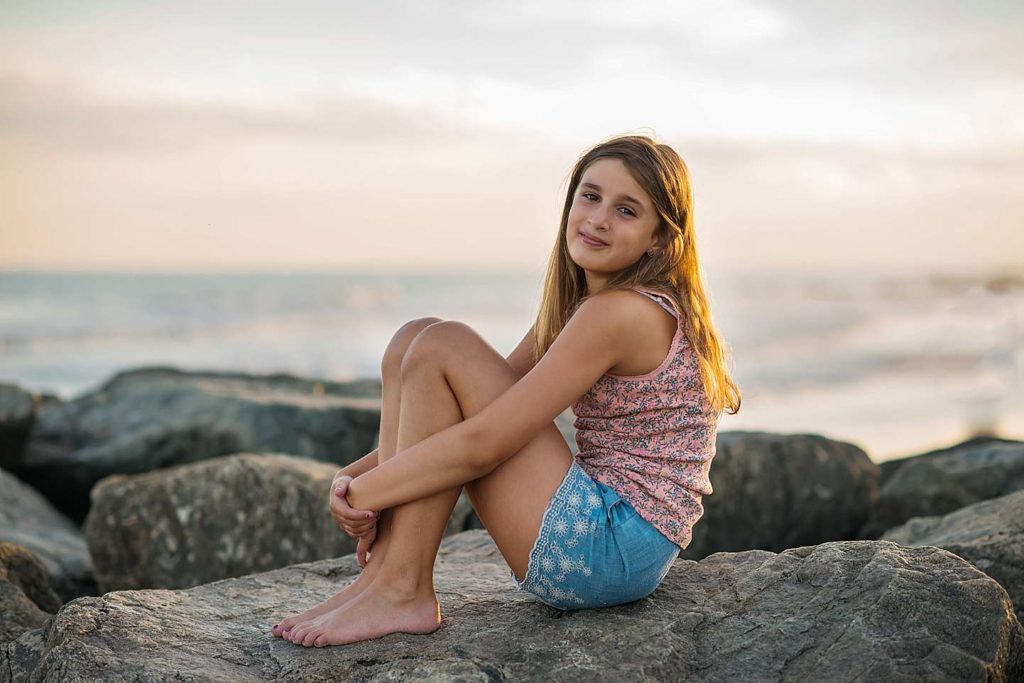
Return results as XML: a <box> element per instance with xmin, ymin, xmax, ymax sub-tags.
<box><xmin>566</xmin><ymin>157</ymin><xmax>661</xmax><ymax>295</ymax></box>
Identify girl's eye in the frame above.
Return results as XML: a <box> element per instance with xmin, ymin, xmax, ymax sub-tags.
<box><xmin>580</xmin><ymin>192</ymin><xmax>635</xmax><ymax>217</ymax></box>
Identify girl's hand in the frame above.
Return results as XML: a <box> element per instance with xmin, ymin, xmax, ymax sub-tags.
<box><xmin>329</xmin><ymin>476</ymin><xmax>379</xmax><ymax>538</ymax></box>
<box><xmin>355</xmin><ymin>525</ymin><xmax>377</xmax><ymax>568</ymax></box>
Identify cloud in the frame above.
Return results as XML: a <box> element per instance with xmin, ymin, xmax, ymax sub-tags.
<box><xmin>469</xmin><ymin>0</ymin><xmax>792</xmax><ymax>47</ymax></box>
<box><xmin>0</xmin><ymin>67</ymin><xmax>511</xmax><ymax>154</ymax></box>
<box><xmin>0</xmin><ymin>2</ymin><xmax>1021</xmax><ymax>271</ymax></box>
<box><xmin>762</xmin><ymin>0</ymin><xmax>1024</xmax><ymax>84</ymax></box>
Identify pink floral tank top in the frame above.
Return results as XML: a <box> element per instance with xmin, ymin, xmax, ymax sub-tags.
<box><xmin>572</xmin><ymin>285</ymin><xmax>720</xmax><ymax>549</ymax></box>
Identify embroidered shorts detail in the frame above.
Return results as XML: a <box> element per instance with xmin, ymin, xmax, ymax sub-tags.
<box><xmin>510</xmin><ymin>459</ymin><xmax>681</xmax><ymax>610</ymax></box>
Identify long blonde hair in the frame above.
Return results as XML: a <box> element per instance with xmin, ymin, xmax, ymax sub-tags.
<box><xmin>533</xmin><ymin>134</ymin><xmax>741</xmax><ymax>415</ymax></box>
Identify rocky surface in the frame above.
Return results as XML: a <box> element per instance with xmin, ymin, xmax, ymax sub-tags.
<box><xmin>2</xmin><ymin>530</ymin><xmax>1021</xmax><ymax>682</ymax></box>
<box><xmin>84</xmin><ymin>453</ymin><xmax>360</xmax><ymax>593</ymax></box>
<box><xmin>860</xmin><ymin>439</ymin><xmax>1024</xmax><ymax>539</ymax></box>
<box><xmin>882</xmin><ymin>488</ymin><xmax>1024</xmax><ymax>622</ymax></box>
<box><xmin>12</xmin><ymin>367</ymin><xmax>383</xmax><ymax>522</ymax></box>
<box><xmin>0</xmin><ymin>543</ymin><xmax>62</xmax><ymax>645</ymax></box>
<box><xmin>680</xmin><ymin>431</ymin><xmax>879</xmax><ymax>560</ymax></box>
<box><xmin>0</xmin><ymin>385</ymin><xmax>37</xmax><ymax>471</ymax></box>
<box><xmin>0</xmin><ymin>469</ymin><xmax>95</xmax><ymax>602</ymax></box>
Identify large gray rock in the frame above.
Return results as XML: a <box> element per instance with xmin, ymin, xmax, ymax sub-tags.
<box><xmin>0</xmin><ymin>385</ymin><xmax>37</xmax><ymax>471</ymax></box>
<box><xmin>681</xmin><ymin>431</ymin><xmax>879</xmax><ymax>560</ymax></box>
<box><xmin>15</xmin><ymin>367</ymin><xmax>383</xmax><ymax>522</ymax></box>
<box><xmin>860</xmin><ymin>439</ymin><xmax>1024</xmax><ymax>539</ymax></box>
<box><xmin>84</xmin><ymin>453</ymin><xmax>359</xmax><ymax>593</ymax></box>
<box><xmin>0</xmin><ymin>543</ymin><xmax>61</xmax><ymax>644</ymax></box>
<box><xmin>0</xmin><ymin>469</ymin><xmax>94</xmax><ymax>601</ymax></box>
<box><xmin>878</xmin><ymin>436</ymin><xmax>1023</xmax><ymax>486</ymax></box>
<box><xmin>2</xmin><ymin>531</ymin><xmax>1021</xmax><ymax>682</ymax></box>
<box><xmin>881</xmin><ymin>489</ymin><xmax>1024</xmax><ymax>622</ymax></box>
<box><xmin>84</xmin><ymin>451</ymin><xmax>488</xmax><ymax>593</ymax></box>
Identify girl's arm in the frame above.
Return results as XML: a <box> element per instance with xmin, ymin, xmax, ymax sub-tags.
<box><xmin>335</xmin><ymin>448</ymin><xmax>379</xmax><ymax>481</ymax></box>
<box><xmin>335</xmin><ymin>324</ymin><xmax>534</xmax><ymax>484</ymax></box>
<box><xmin>345</xmin><ymin>291</ymin><xmax>645</xmax><ymax>512</ymax></box>
<box><xmin>335</xmin><ymin>324</ymin><xmax>533</xmax><ymax>485</ymax></box>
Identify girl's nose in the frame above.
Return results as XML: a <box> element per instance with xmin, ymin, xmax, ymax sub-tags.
<box><xmin>588</xmin><ymin>205</ymin><xmax>611</xmax><ymax>229</ymax></box>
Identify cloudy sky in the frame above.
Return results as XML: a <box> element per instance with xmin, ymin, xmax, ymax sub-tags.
<box><xmin>1</xmin><ymin>0</ymin><xmax>1021</xmax><ymax>273</ymax></box>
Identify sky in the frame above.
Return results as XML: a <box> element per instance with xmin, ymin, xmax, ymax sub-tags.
<box><xmin>1</xmin><ymin>0</ymin><xmax>1022</xmax><ymax>274</ymax></box>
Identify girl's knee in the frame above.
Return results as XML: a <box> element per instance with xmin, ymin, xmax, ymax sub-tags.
<box><xmin>400</xmin><ymin>321</ymin><xmax>479</xmax><ymax>377</ymax></box>
<box><xmin>381</xmin><ymin>317</ymin><xmax>444</xmax><ymax>375</ymax></box>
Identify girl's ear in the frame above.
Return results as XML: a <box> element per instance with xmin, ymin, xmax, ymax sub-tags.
<box><xmin>647</xmin><ymin>228</ymin><xmax>666</xmax><ymax>255</ymax></box>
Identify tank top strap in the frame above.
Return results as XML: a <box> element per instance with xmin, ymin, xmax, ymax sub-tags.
<box><xmin>629</xmin><ymin>286</ymin><xmax>680</xmax><ymax>320</ymax></box>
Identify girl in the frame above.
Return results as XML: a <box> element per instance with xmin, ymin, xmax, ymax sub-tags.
<box><xmin>272</xmin><ymin>134</ymin><xmax>741</xmax><ymax>647</ymax></box>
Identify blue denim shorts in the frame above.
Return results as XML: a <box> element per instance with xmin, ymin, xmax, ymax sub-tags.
<box><xmin>510</xmin><ymin>458</ymin><xmax>681</xmax><ymax>610</ymax></box>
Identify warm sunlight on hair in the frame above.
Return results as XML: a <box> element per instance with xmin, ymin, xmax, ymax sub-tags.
<box><xmin>534</xmin><ymin>134</ymin><xmax>742</xmax><ymax>415</ymax></box>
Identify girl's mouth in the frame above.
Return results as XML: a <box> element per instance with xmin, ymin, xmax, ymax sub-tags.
<box><xmin>580</xmin><ymin>232</ymin><xmax>608</xmax><ymax>247</ymax></box>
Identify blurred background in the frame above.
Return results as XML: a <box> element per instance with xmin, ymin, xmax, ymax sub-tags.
<box><xmin>1</xmin><ymin>0</ymin><xmax>1021</xmax><ymax>462</ymax></box>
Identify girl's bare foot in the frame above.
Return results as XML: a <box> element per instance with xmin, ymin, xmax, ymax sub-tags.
<box><xmin>271</xmin><ymin>564</ymin><xmax>378</xmax><ymax>639</ymax></box>
<box><xmin>285</xmin><ymin>582</ymin><xmax>441</xmax><ymax>648</ymax></box>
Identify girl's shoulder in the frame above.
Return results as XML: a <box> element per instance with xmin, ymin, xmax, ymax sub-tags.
<box><xmin>582</xmin><ymin>288</ymin><xmax>674</xmax><ymax>328</ymax></box>
<box><xmin>599</xmin><ymin>288</ymin><xmax>680</xmax><ymax>378</ymax></box>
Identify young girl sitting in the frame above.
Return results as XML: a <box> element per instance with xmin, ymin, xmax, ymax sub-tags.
<box><xmin>272</xmin><ymin>133</ymin><xmax>741</xmax><ymax>647</ymax></box>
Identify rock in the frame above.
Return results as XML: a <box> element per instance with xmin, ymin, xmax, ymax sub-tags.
<box><xmin>878</xmin><ymin>436</ymin><xmax>1023</xmax><ymax>486</ymax></box>
<box><xmin>1</xmin><ymin>624</ymin><xmax>47</xmax><ymax>681</ymax></box>
<box><xmin>84</xmin><ymin>453</ymin><xmax>359</xmax><ymax>593</ymax></box>
<box><xmin>15</xmin><ymin>367</ymin><xmax>383</xmax><ymax>522</ymax></box>
<box><xmin>0</xmin><ymin>543</ymin><xmax>61</xmax><ymax>644</ymax></box>
<box><xmin>860</xmin><ymin>439</ymin><xmax>1024</xmax><ymax>539</ymax></box>
<box><xmin>681</xmin><ymin>431</ymin><xmax>879</xmax><ymax>560</ymax></box>
<box><xmin>85</xmin><ymin>452</ymin><xmax>487</xmax><ymax>593</ymax></box>
<box><xmin>2</xmin><ymin>531</ymin><xmax>1021</xmax><ymax>682</ymax></box>
<box><xmin>0</xmin><ymin>384</ymin><xmax>37</xmax><ymax>471</ymax></box>
<box><xmin>0</xmin><ymin>469</ymin><xmax>95</xmax><ymax>601</ymax></box>
<box><xmin>881</xmin><ymin>489</ymin><xmax>1024</xmax><ymax>622</ymax></box>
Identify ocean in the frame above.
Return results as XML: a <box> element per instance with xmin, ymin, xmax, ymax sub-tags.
<box><xmin>1</xmin><ymin>266</ymin><xmax>1021</xmax><ymax>463</ymax></box>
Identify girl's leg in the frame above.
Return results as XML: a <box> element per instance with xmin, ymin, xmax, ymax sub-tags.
<box><xmin>290</xmin><ymin>321</ymin><xmax>572</xmax><ymax>647</ymax></box>
<box><xmin>286</xmin><ymin>328</ymin><xmax>465</xmax><ymax>646</ymax></box>
<box><xmin>273</xmin><ymin>317</ymin><xmax>442</xmax><ymax>638</ymax></box>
